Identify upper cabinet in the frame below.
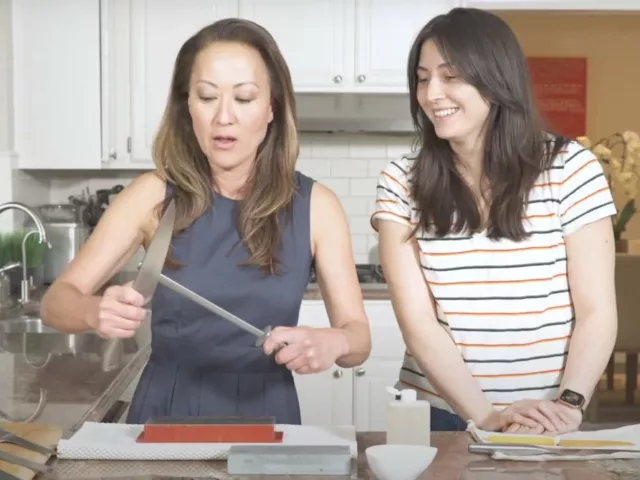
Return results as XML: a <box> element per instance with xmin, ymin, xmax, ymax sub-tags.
<box><xmin>239</xmin><ymin>0</ymin><xmax>457</xmax><ymax>93</ymax></box>
<box><xmin>239</xmin><ymin>0</ymin><xmax>354</xmax><ymax>92</ymax></box>
<box><xmin>11</xmin><ymin>0</ymin><xmax>640</xmax><ymax>170</ymax></box>
<box><xmin>127</xmin><ymin>0</ymin><xmax>238</xmax><ymax>164</ymax></box>
<box><xmin>12</xmin><ymin>0</ymin><xmax>103</xmax><ymax>169</ymax></box>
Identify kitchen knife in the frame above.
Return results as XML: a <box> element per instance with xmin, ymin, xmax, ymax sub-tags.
<box><xmin>485</xmin><ymin>434</ymin><xmax>635</xmax><ymax>448</ymax></box>
<box><xmin>134</xmin><ymin>198</ymin><xmax>276</xmax><ymax>347</ymax></box>
<box><xmin>102</xmin><ymin>199</ymin><xmax>176</xmax><ymax>360</ymax></box>
<box><xmin>0</xmin><ymin>429</ymin><xmax>56</xmax><ymax>456</ymax></box>
<box><xmin>134</xmin><ymin>199</ymin><xmax>177</xmax><ymax>305</ymax></box>
<box><xmin>0</xmin><ymin>449</ymin><xmax>50</xmax><ymax>474</ymax></box>
<box><xmin>469</xmin><ymin>442</ymin><xmax>640</xmax><ymax>456</ymax></box>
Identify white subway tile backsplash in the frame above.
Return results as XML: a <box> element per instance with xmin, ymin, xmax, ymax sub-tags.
<box><xmin>349</xmin><ymin>215</ymin><xmax>373</xmax><ymax>235</ymax></box>
<box><xmin>317</xmin><ymin>178</ymin><xmax>350</xmax><ymax>197</ymax></box>
<box><xmin>350</xmin><ymin>178</ymin><xmax>378</xmax><ymax>197</ymax></box>
<box><xmin>311</xmin><ymin>135</ymin><xmax>349</xmax><ymax>158</ymax></box>
<box><xmin>348</xmin><ymin>136</ymin><xmax>387</xmax><ymax>158</ymax></box>
<box><xmin>341</xmin><ymin>197</ymin><xmax>370</xmax><ymax>216</ymax></box>
<box><xmin>387</xmin><ymin>138</ymin><xmax>416</xmax><ymax>159</ymax></box>
<box><xmin>330</xmin><ymin>159</ymin><xmax>368</xmax><ymax>178</ymax></box>
<box><xmin>296</xmin><ymin>158</ymin><xmax>330</xmax><ymax>178</ymax></box>
<box><xmin>11</xmin><ymin>132</ymin><xmax>413</xmax><ymax>265</ymax></box>
<box><xmin>368</xmin><ymin>158</ymin><xmax>390</xmax><ymax>178</ymax></box>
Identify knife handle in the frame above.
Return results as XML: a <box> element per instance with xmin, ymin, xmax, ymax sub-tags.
<box><xmin>255</xmin><ymin>326</ymin><xmax>288</xmax><ymax>352</ymax></box>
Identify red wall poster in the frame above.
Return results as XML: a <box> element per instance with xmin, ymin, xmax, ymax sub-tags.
<box><xmin>526</xmin><ymin>57</ymin><xmax>587</xmax><ymax>139</ymax></box>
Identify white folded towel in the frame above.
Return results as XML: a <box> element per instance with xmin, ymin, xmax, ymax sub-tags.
<box><xmin>56</xmin><ymin>422</ymin><xmax>357</xmax><ymax>461</ymax></box>
<box><xmin>467</xmin><ymin>421</ymin><xmax>640</xmax><ymax>461</ymax></box>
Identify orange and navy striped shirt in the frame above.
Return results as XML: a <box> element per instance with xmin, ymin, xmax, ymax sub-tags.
<box><xmin>370</xmin><ymin>139</ymin><xmax>617</xmax><ymax>413</ymax></box>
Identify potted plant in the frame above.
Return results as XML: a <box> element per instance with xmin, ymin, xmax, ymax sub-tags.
<box><xmin>577</xmin><ymin>131</ymin><xmax>640</xmax><ymax>252</ymax></box>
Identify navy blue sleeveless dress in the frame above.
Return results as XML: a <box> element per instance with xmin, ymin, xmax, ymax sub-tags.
<box><xmin>126</xmin><ymin>171</ymin><xmax>315</xmax><ymax>424</ymax></box>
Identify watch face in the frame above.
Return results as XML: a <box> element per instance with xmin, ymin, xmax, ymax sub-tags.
<box><xmin>561</xmin><ymin>389</ymin><xmax>585</xmax><ymax>406</ymax></box>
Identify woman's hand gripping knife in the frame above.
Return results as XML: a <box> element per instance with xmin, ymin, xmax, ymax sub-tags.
<box><xmin>41</xmin><ymin>173</ymin><xmax>164</xmax><ymax>338</ymax></box>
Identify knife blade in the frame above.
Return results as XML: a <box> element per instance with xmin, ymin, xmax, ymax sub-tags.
<box><xmin>485</xmin><ymin>434</ymin><xmax>635</xmax><ymax>448</ymax></box>
<box><xmin>134</xmin><ymin>199</ymin><xmax>177</xmax><ymax>305</ymax></box>
<box><xmin>0</xmin><ymin>449</ymin><xmax>50</xmax><ymax>474</ymax></box>
<box><xmin>469</xmin><ymin>442</ymin><xmax>640</xmax><ymax>456</ymax></box>
<box><xmin>0</xmin><ymin>429</ymin><xmax>56</xmax><ymax>456</ymax></box>
<box><xmin>102</xmin><ymin>199</ymin><xmax>178</xmax><ymax>361</ymax></box>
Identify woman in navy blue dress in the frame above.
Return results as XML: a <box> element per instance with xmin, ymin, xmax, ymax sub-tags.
<box><xmin>41</xmin><ymin>18</ymin><xmax>372</xmax><ymax>424</ymax></box>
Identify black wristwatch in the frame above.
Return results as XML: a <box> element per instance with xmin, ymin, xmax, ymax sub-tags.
<box><xmin>555</xmin><ymin>389</ymin><xmax>586</xmax><ymax>416</ymax></box>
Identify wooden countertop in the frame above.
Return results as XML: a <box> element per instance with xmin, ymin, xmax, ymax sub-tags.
<box><xmin>48</xmin><ymin>431</ymin><xmax>639</xmax><ymax>479</ymax></box>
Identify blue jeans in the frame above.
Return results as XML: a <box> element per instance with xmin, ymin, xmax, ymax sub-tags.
<box><xmin>431</xmin><ymin>405</ymin><xmax>468</xmax><ymax>431</ymax></box>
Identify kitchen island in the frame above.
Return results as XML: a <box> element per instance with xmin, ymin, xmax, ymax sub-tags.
<box><xmin>2</xmin><ymin>341</ymin><xmax>640</xmax><ymax>479</ymax></box>
<box><xmin>48</xmin><ymin>431</ymin><xmax>640</xmax><ymax>479</ymax></box>
<box><xmin>1</xmin><ymin>287</ymin><xmax>639</xmax><ymax>479</ymax></box>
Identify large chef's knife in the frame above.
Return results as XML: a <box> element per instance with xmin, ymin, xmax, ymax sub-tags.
<box><xmin>0</xmin><ymin>449</ymin><xmax>49</xmax><ymax>474</ymax></box>
<box><xmin>133</xmin><ymin>198</ymin><xmax>275</xmax><ymax>346</ymax></box>
<box><xmin>133</xmin><ymin>199</ymin><xmax>177</xmax><ymax>305</ymax></box>
<box><xmin>0</xmin><ymin>428</ymin><xmax>56</xmax><ymax>456</ymax></box>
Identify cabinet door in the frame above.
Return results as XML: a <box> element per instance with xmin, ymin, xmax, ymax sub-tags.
<box><xmin>239</xmin><ymin>0</ymin><xmax>354</xmax><ymax>91</ymax></box>
<box><xmin>129</xmin><ymin>0</ymin><xmax>238</xmax><ymax>164</ymax></box>
<box><xmin>294</xmin><ymin>367</ymin><xmax>354</xmax><ymax>428</ymax></box>
<box><xmin>297</xmin><ymin>300</ymin><xmax>354</xmax><ymax>427</ymax></box>
<box><xmin>12</xmin><ymin>0</ymin><xmax>103</xmax><ymax>169</ymax></box>
<box><xmin>354</xmin><ymin>0</ymin><xmax>456</xmax><ymax>91</ymax></box>
<box><xmin>353</xmin><ymin>300</ymin><xmax>407</xmax><ymax>432</ymax></box>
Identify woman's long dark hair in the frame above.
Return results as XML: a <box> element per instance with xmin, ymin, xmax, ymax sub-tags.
<box><xmin>407</xmin><ymin>7</ymin><xmax>567</xmax><ymax>240</ymax></box>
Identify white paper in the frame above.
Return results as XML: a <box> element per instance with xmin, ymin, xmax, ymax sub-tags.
<box><xmin>57</xmin><ymin>422</ymin><xmax>357</xmax><ymax>461</ymax></box>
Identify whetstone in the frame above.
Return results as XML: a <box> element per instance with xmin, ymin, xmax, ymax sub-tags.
<box><xmin>227</xmin><ymin>444</ymin><xmax>352</xmax><ymax>476</ymax></box>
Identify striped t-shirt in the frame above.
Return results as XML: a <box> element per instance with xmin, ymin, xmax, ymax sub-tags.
<box><xmin>370</xmin><ymin>139</ymin><xmax>617</xmax><ymax>414</ymax></box>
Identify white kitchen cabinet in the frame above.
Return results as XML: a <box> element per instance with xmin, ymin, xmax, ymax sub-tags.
<box><xmin>12</xmin><ymin>0</ymin><xmax>103</xmax><ymax>170</ymax></box>
<box><xmin>466</xmin><ymin>0</ymin><xmax>639</xmax><ymax>9</ymax></box>
<box><xmin>239</xmin><ymin>0</ymin><xmax>456</xmax><ymax>93</ymax></box>
<box><xmin>239</xmin><ymin>0</ymin><xmax>353</xmax><ymax>92</ymax></box>
<box><xmin>352</xmin><ymin>301</ymin><xmax>406</xmax><ymax>432</ymax></box>
<box><xmin>102</xmin><ymin>0</ymin><xmax>238</xmax><ymax>168</ymax></box>
<box><xmin>295</xmin><ymin>300</ymin><xmax>355</xmax><ymax>427</ymax></box>
<box><xmin>353</xmin><ymin>0</ymin><xmax>457</xmax><ymax>91</ymax></box>
<box><xmin>296</xmin><ymin>299</ymin><xmax>405</xmax><ymax>432</ymax></box>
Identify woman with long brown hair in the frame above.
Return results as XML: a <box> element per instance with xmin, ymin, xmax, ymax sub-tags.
<box><xmin>41</xmin><ymin>18</ymin><xmax>371</xmax><ymax>424</ymax></box>
<box><xmin>373</xmin><ymin>8</ymin><xmax>617</xmax><ymax>434</ymax></box>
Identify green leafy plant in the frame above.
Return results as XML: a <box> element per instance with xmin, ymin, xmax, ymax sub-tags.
<box><xmin>0</xmin><ymin>230</ymin><xmax>45</xmax><ymax>269</ymax></box>
<box><xmin>577</xmin><ymin>131</ymin><xmax>640</xmax><ymax>242</ymax></box>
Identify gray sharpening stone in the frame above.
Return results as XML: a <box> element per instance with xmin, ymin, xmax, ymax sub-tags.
<box><xmin>227</xmin><ymin>444</ymin><xmax>352</xmax><ymax>476</ymax></box>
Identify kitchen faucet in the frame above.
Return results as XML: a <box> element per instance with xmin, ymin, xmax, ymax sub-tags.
<box><xmin>0</xmin><ymin>202</ymin><xmax>51</xmax><ymax>304</ymax></box>
<box><xmin>0</xmin><ymin>202</ymin><xmax>49</xmax><ymax>244</ymax></box>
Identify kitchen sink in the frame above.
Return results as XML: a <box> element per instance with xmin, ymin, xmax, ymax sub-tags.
<box><xmin>0</xmin><ymin>315</ymin><xmax>138</xmax><ymax>370</ymax></box>
<box><xmin>0</xmin><ymin>314</ymin><xmax>101</xmax><ymax>357</ymax></box>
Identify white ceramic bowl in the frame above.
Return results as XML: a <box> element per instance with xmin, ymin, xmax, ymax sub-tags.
<box><xmin>365</xmin><ymin>444</ymin><xmax>438</xmax><ymax>480</ymax></box>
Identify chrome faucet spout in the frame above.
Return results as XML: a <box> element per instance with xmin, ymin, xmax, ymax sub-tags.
<box><xmin>0</xmin><ymin>202</ymin><xmax>49</xmax><ymax>244</ymax></box>
<box><xmin>0</xmin><ymin>202</ymin><xmax>51</xmax><ymax>305</ymax></box>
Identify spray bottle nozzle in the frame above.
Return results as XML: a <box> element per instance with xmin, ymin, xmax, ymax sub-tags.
<box><xmin>386</xmin><ymin>386</ymin><xmax>417</xmax><ymax>402</ymax></box>
<box><xmin>386</xmin><ymin>386</ymin><xmax>402</xmax><ymax>400</ymax></box>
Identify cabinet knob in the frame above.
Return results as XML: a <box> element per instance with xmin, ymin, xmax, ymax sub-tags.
<box><xmin>356</xmin><ymin>368</ymin><xmax>366</xmax><ymax>377</ymax></box>
<box><xmin>357</xmin><ymin>74</ymin><xmax>366</xmax><ymax>83</ymax></box>
<box><xmin>333</xmin><ymin>75</ymin><xmax>343</xmax><ymax>84</ymax></box>
<box><xmin>109</xmin><ymin>151</ymin><xmax>117</xmax><ymax>160</ymax></box>
<box><xmin>333</xmin><ymin>369</ymin><xmax>343</xmax><ymax>378</ymax></box>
